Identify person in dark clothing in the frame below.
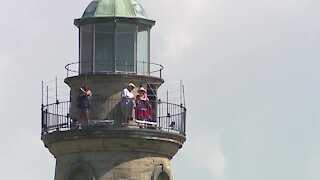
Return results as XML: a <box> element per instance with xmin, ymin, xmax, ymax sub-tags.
<box><xmin>77</xmin><ymin>85</ymin><xmax>92</xmax><ymax>128</ymax></box>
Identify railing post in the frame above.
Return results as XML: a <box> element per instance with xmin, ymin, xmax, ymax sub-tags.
<box><xmin>41</xmin><ymin>104</ymin><xmax>44</xmax><ymax>134</ymax></box>
<box><xmin>67</xmin><ymin>112</ymin><xmax>70</xmax><ymax>130</ymax></box>
<box><xmin>183</xmin><ymin>107</ymin><xmax>186</xmax><ymax>135</ymax></box>
<box><xmin>143</xmin><ymin>61</ymin><xmax>145</xmax><ymax>75</ymax></box>
<box><xmin>46</xmin><ymin>86</ymin><xmax>49</xmax><ymax>107</ymax></box>
<box><xmin>158</xmin><ymin>99</ymin><xmax>161</xmax><ymax>127</ymax></box>
<box><xmin>45</xmin><ymin>108</ymin><xmax>48</xmax><ymax>132</ymax></box>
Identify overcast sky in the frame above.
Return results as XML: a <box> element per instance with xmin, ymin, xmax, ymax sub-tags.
<box><xmin>1</xmin><ymin>0</ymin><xmax>320</xmax><ymax>179</ymax></box>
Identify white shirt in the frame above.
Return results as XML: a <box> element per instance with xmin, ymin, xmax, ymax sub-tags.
<box><xmin>121</xmin><ymin>88</ymin><xmax>134</xmax><ymax>99</ymax></box>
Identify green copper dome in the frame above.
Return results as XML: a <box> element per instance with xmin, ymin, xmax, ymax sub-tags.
<box><xmin>82</xmin><ymin>0</ymin><xmax>148</xmax><ymax>19</ymax></box>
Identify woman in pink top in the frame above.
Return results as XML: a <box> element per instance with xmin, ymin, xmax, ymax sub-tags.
<box><xmin>135</xmin><ymin>87</ymin><xmax>152</xmax><ymax>121</ymax></box>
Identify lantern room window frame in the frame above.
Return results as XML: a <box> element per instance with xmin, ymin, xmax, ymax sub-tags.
<box><xmin>75</xmin><ymin>17</ymin><xmax>154</xmax><ymax>75</ymax></box>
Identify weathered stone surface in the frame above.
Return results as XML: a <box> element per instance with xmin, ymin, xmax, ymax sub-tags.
<box><xmin>53</xmin><ymin>150</ymin><xmax>172</xmax><ymax>180</ymax></box>
<box><xmin>42</xmin><ymin>128</ymin><xmax>184</xmax><ymax>180</ymax></box>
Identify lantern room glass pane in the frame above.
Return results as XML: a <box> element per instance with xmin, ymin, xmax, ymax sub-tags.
<box><xmin>115</xmin><ymin>23</ymin><xmax>135</xmax><ymax>72</ymax></box>
<box><xmin>137</xmin><ymin>25</ymin><xmax>149</xmax><ymax>75</ymax></box>
<box><xmin>94</xmin><ymin>24</ymin><xmax>114</xmax><ymax>73</ymax></box>
<box><xmin>80</xmin><ymin>24</ymin><xmax>93</xmax><ymax>74</ymax></box>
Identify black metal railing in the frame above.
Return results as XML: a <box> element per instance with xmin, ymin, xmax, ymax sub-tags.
<box><xmin>65</xmin><ymin>60</ymin><xmax>164</xmax><ymax>78</ymax></box>
<box><xmin>157</xmin><ymin>101</ymin><xmax>186</xmax><ymax>134</ymax></box>
<box><xmin>41</xmin><ymin>101</ymin><xmax>71</xmax><ymax>133</ymax></box>
<box><xmin>41</xmin><ymin>99</ymin><xmax>186</xmax><ymax>136</ymax></box>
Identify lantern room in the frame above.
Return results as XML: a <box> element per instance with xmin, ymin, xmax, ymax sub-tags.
<box><xmin>74</xmin><ymin>0</ymin><xmax>155</xmax><ymax>75</ymax></box>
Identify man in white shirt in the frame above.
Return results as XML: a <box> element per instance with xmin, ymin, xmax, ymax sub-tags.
<box><xmin>121</xmin><ymin>83</ymin><xmax>135</xmax><ymax>124</ymax></box>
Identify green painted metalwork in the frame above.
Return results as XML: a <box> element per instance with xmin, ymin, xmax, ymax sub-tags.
<box><xmin>82</xmin><ymin>0</ymin><xmax>148</xmax><ymax>19</ymax></box>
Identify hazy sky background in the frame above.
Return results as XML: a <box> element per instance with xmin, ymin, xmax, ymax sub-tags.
<box><xmin>1</xmin><ymin>0</ymin><xmax>320</xmax><ymax>179</ymax></box>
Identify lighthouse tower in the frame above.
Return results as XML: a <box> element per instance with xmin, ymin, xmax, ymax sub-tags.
<box><xmin>41</xmin><ymin>0</ymin><xmax>186</xmax><ymax>180</ymax></box>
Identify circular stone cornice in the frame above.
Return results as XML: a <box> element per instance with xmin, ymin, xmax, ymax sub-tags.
<box><xmin>42</xmin><ymin>128</ymin><xmax>186</xmax><ymax>158</ymax></box>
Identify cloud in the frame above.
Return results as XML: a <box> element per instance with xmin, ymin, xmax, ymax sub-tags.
<box><xmin>210</xmin><ymin>142</ymin><xmax>227</xmax><ymax>176</ymax></box>
<box><xmin>187</xmin><ymin>131</ymin><xmax>227</xmax><ymax>178</ymax></box>
<box><xmin>0</xmin><ymin>52</ymin><xmax>12</xmax><ymax>69</ymax></box>
<box><xmin>304</xmin><ymin>143</ymin><xmax>320</xmax><ymax>179</ymax></box>
<box><xmin>0</xmin><ymin>52</ymin><xmax>17</xmax><ymax>102</ymax></box>
<box><xmin>0</xmin><ymin>128</ymin><xmax>55</xmax><ymax>179</ymax></box>
<box><xmin>271</xmin><ymin>0</ymin><xmax>310</xmax><ymax>15</ymax></box>
<box><xmin>161</xmin><ymin>31</ymin><xmax>193</xmax><ymax>65</ymax></box>
<box><xmin>184</xmin><ymin>0</ymin><xmax>215</xmax><ymax>16</ymax></box>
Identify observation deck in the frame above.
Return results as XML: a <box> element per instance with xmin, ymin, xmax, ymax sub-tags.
<box><xmin>41</xmin><ymin>61</ymin><xmax>187</xmax><ymax>159</ymax></box>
